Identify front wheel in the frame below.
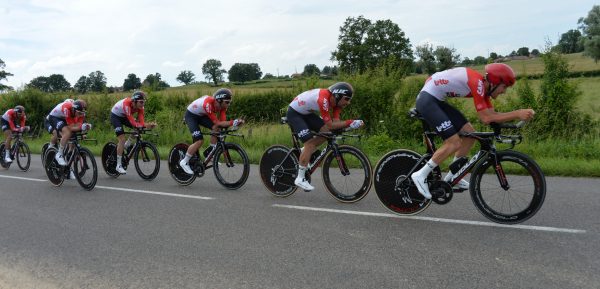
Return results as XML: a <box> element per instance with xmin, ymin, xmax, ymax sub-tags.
<box><xmin>0</xmin><ymin>143</ymin><xmax>9</xmax><ymax>169</ymax></box>
<box><xmin>168</xmin><ymin>143</ymin><xmax>196</xmax><ymax>186</ymax></box>
<box><xmin>321</xmin><ymin>145</ymin><xmax>372</xmax><ymax>203</ymax></box>
<box><xmin>470</xmin><ymin>150</ymin><xmax>546</xmax><ymax>224</ymax></box>
<box><xmin>213</xmin><ymin>143</ymin><xmax>250</xmax><ymax>190</ymax></box>
<box><xmin>101</xmin><ymin>142</ymin><xmax>119</xmax><ymax>178</ymax></box>
<box><xmin>134</xmin><ymin>141</ymin><xmax>160</xmax><ymax>181</ymax></box>
<box><xmin>16</xmin><ymin>142</ymin><xmax>31</xmax><ymax>172</ymax></box>
<box><xmin>74</xmin><ymin>147</ymin><xmax>98</xmax><ymax>191</ymax></box>
<box><xmin>259</xmin><ymin>145</ymin><xmax>298</xmax><ymax>197</ymax></box>
<box><xmin>373</xmin><ymin>149</ymin><xmax>432</xmax><ymax>215</ymax></box>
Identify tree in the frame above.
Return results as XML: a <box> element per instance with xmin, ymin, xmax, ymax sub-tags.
<box><xmin>331</xmin><ymin>15</ymin><xmax>413</xmax><ymax>74</ymax></box>
<box><xmin>263</xmin><ymin>73</ymin><xmax>275</xmax><ymax>79</ymax></box>
<box><xmin>531</xmin><ymin>49</ymin><xmax>541</xmax><ymax>57</ymax></box>
<box><xmin>434</xmin><ymin>46</ymin><xmax>460</xmax><ymax>71</ymax></box>
<box><xmin>302</xmin><ymin>64</ymin><xmax>320</xmax><ymax>76</ymax></box>
<box><xmin>489</xmin><ymin>52</ymin><xmax>499</xmax><ymax>61</ymax></box>
<box><xmin>0</xmin><ymin>58</ymin><xmax>13</xmax><ymax>91</ymax></box>
<box><xmin>202</xmin><ymin>59</ymin><xmax>226</xmax><ymax>86</ymax></box>
<box><xmin>579</xmin><ymin>5</ymin><xmax>600</xmax><ymax>62</ymax></box>
<box><xmin>143</xmin><ymin>73</ymin><xmax>170</xmax><ymax>90</ymax></box>
<box><xmin>322</xmin><ymin>66</ymin><xmax>332</xmax><ymax>76</ymax></box>
<box><xmin>461</xmin><ymin>57</ymin><xmax>473</xmax><ymax>66</ymax></box>
<box><xmin>415</xmin><ymin>43</ymin><xmax>436</xmax><ymax>74</ymax></box>
<box><xmin>74</xmin><ymin>76</ymin><xmax>91</xmax><ymax>94</ymax></box>
<box><xmin>557</xmin><ymin>29</ymin><xmax>584</xmax><ymax>54</ymax></box>
<box><xmin>176</xmin><ymin>70</ymin><xmax>196</xmax><ymax>85</ymax></box>
<box><xmin>228</xmin><ymin>63</ymin><xmax>262</xmax><ymax>83</ymax></box>
<box><xmin>123</xmin><ymin>73</ymin><xmax>141</xmax><ymax>91</ymax></box>
<box><xmin>88</xmin><ymin>70</ymin><xmax>107</xmax><ymax>92</ymax></box>
<box><xmin>517</xmin><ymin>47</ymin><xmax>530</xmax><ymax>56</ymax></box>
<box><xmin>473</xmin><ymin>56</ymin><xmax>487</xmax><ymax>65</ymax></box>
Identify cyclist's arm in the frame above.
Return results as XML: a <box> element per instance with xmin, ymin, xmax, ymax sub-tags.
<box><xmin>319</xmin><ymin>98</ymin><xmax>351</xmax><ymax>131</ymax></box>
<box><xmin>137</xmin><ymin>108</ymin><xmax>145</xmax><ymax>127</ymax></box>
<box><xmin>477</xmin><ymin>108</ymin><xmax>534</xmax><ymax>124</ymax></box>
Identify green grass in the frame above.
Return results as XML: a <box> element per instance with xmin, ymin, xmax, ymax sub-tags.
<box><xmin>468</xmin><ymin>52</ymin><xmax>600</xmax><ymax>76</ymax></box>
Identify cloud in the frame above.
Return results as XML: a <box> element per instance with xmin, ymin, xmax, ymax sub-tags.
<box><xmin>162</xmin><ymin>61</ymin><xmax>184</xmax><ymax>67</ymax></box>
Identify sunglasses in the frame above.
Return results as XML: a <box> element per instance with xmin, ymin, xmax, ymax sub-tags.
<box><xmin>343</xmin><ymin>96</ymin><xmax>352</xmax><ymax>101</ymax></box>
<box><xmin>223</xmin><ymin>100</ymin><xmax>232</xmax><ymax>105</ymax></box>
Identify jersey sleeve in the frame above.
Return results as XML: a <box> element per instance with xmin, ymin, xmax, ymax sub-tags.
<box><xmin>20</xmin><ymin>113</ymin><xmax>26</xmax><ymax>127</ymax></box>
<box><xmin>317</xmin><ymin>89</ymin><xmax>333</xmax><ymax>123</ymax></box>
<box><xmin>467</xmin><ymin>69</ymin><xmax>493</xmax><ymax>111</ymax></box>
<box><xmin>123</xmin><ymin>98</ymin><xmax>140</xmax><ymax>127</ymax></box>
<box><xmin>8</xmin><ymin>110</ymin><xmax>17</xmax><ymax>130</ymax></box>
<box><xmin>204</xmin><ymin>100</ymin><xmax>219</xmax><ymax>123</ymax></box>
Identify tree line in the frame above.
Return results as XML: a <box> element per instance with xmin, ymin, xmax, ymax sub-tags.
<box><xmin>1</xmin><ymin>5</ymin><xmax>598</xmax><ymax>94</ymax></box>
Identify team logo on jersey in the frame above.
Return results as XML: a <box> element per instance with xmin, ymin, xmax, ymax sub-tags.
<box><xmin>436</xmin><ymin>121</ymin><xmax>453</xmax><ymax>132</ymax></box>
<box><xmin>477</xmin><ymin>79</ymin><xmax>484</xmax><ymax>96</ymax></box>
<box><xmin>322</xmin><ymin>99</ymin><xmax>329</xmax><ymax>111</ymax></box>
<box><xmin>434</xmin><ymin>79</ymin><xmax>449</xmax><ymax>86</ymax></box>
<box><xmin>298</xmin><ymin>129</ymin><xmax>310</xmax><ymax>138</ymax></box>
<box><xmin>205</xmin><ymin>105</ymin><xmax>212</xmax><ymax>114</ymax></box>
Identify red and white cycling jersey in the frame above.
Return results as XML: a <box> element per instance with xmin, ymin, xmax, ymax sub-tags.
<box><xmin>187</xmin><ymin>95</ymin><xmax>227</xmax><ymax>123</ymax></box>
<box><xmin>111</xmin><ymin>98</ymin><xmax>145</xmax><ymax>127</ymax></box>
<box><xmin>2</xmin><ymin>109</ymin><xmax>26</xmax><ymax>130</ymax></box>
<box><xmin>289</xmin><ymin>88</ymin><xmax>341</xmax><ymax>123</ymax></box>
<box><xmin>421</xmin><ymin>67</ymin><xmax>493</xmax><ymax>111</ymax></box>
<box><xmin>49</xmin><ymin>101</ymin><xmax>84</xmax><ymax>125</ymax></box>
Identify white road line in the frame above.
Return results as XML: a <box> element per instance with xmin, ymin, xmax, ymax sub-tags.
<box><xmin>273</xmin><ymin>204</ymin><xmax>587</xmax><ymax>234</ymax></box>
<box><xmin>95</xmin><ymin>185</ymin><xmax>214</xmax><ymax>200</ymax></box>
<box><xmin>0</xmin><ymin>174</ymin><xmax>213</xmax><ymax>200</ymax></box>
<box><xmin>0</xmin><ymin>175</ymin><xmax>46</xmax><ymax>182</ymax></box>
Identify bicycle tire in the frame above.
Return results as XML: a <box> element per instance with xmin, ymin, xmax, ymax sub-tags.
<box><xmin>41</xmin><ymin>142</ymin><xmax>50</xmax><ymax>166</ymax></box>
<box><xmin>101</xmin><ymin>142</ymin><xmax>120</xmax><ymax>178</ymax></box>
<box><xmin>373</xmin><ymin>149</ymin><xmax>432</xmax><ymax>215</ymax></box>
<box><xmin>213</xmin><ymin>143</ymin><xmax>250</xmax><ymax>190</ymax></box>
<box><xmin>16</xmin><ymin>142</ymin><xmax>31</xmax><ymax>172</ymax></box>
<box><xmin>134</xmin><ymin>141</ymin><xmax>160</xmax><ymax>181</ymax></box>
<box><xmin>470</xmin><ymin>150</ymin><xmax>546</xmax><ymax>224</ymax></box>
<box><xmin>44</xmin><ymin>147</ymin><xmax>64</xmax><ymax>187</ymax></box>
<box><xmin>321</xmin><ymin>145</ymin><xmax>372</xmax><ymax>203</ymax></box>
<box><xmin>74</xmin><ymin>147</ymin><xmax>98</xmax><ymax>191</ymax></box>
<box><xmin>0</xmin><ymin>143</ymin><xmax>9</xmax><ymax>169</ymax></box>
<box><xmin>168</xmin><ymin>143</ymin><xmax>196</xmax><ymax>186</ymax></box>
<box><xmin>259</xmin><ymin>145</ymin><xmax>298</xmax><ymax>197</ymax></box>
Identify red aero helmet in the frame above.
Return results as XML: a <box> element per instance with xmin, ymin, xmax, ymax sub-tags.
<box><xmin>485</xmin><ymin>63</ymin><xmax>516</xmax><ymax>87</ymax></box>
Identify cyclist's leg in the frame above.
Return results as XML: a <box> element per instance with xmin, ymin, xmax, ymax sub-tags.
<box><xmin>411</xmin><ymin>92</ymin><xmax>462</xmax><ymax>198</ymax></box>
<box><xmin>53</xmin><ymin>119</ymin><xmax>70</xmax><ymax>166</ymax></box>
<box><xmin>439</xmin><ymin>103</ymin><xmax>473</xmax><ymax>188</ymax></box>
<box><xmin>286</xmin><ymin>107</ymin><xmax>323</xmax><ymax>191</ymax></box>
<box><xmin>179</xmin><ymin>111</ymin><xmax>207</xmax><ymax>174</ymax></box>
<box><xmin>111</xmin><ymin>113</ymin><xmax>130</xmax><ymax>174</ymax></box>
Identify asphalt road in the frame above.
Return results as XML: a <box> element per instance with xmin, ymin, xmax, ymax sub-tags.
<box><xmin>0</xmin><ymin>155</ymin><xmax>598</xmax><ymax>288</ymax></box>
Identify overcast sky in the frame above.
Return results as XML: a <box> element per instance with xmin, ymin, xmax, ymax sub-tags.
<box><xmin>1</xmin><ymin>0</ymin><xmax>596</xmax><ymax>89</ymax></box>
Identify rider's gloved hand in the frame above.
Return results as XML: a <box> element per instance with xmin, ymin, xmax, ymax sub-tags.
<box><xmin>81</xmin><ymin>123</ymin><xmax>92</xmax><ymax>131</ymax></box>
<box><xmin>24</xmin><ymin>126</ymin><xmax>30</xmax><ymax>132</ymax></box>
<box><xmin>349</xmin><ymin>119</ymin><xmax>364</xmax><ymax>130</ymax></box>
<box><xmin>231</xmin><ymin>119</ymin><xmax>244</xmax><ymax>130</ymax></box>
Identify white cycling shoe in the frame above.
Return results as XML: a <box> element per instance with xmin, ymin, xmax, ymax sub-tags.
<box><xmin>55</xmin><ymin>153</ymin><xmax>67</xmax><ymax>166</ymax></box>
<box><xmin>294</xmin><ymin>177</ymin><xmax>315</xmax><ymax>191</ymax></box>
<box><xmin>411</xmin><ymin>173</ymin><xmax>432</xmax><ymax>199</ymax></box>
<box><xmin>116</xmin><ymin>165</ymin><xmax>127</xmax><ymax>174</ymax></box>
<box><xmin>4</xmin><ymin>156</ymin><xmax>12</xmax><ymax>163</ymax></box>
<box><xmin>179</xmin><ymin>159</ymin><xmax>194</xmax><ymax>175</ymax></box>
<box><xmin>444</xmin><ymin>173</ymin><xmax>470</xmax><ymax>190</ymax></box>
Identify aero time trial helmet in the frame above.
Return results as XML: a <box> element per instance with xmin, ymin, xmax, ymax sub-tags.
<box><xmin>72</xmin><ymin>100</ymin><xmax>87</xmax><ymax>112</ymax></box>
<box><xmin>14</xmin><ymin>105</ymin><xmax>25</xmax><ymax>114</ymax></box>
<box><xmin>328</xmin><ymin>82</ymin><xmax>354</xmax><ymax>103</ymax></box>
<box><xmin>213</xmin><ymin>88</ymin><xmax>233</xmax><ymax>102</ymax></box>
<box><xmin>485</xmin><ymin>63</ymin><xmax>516</xmax><ymax>87</ymax></box>
<box><xmin>131</xmin><ymin>91</ymin><xmax>146</xmax><ymax>102</ymax></box>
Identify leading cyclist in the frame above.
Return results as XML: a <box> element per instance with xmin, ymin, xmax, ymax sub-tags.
<box><xmin>410</xmin><ymin>63</ymin><xmax>535</xmax><ymax>199</ymax></box>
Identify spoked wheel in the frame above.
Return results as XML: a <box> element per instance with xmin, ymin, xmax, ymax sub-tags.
<box><xmin>373</xmin><ymin>149</ymin><xmax>432</xmax><ymax>215</ymax></box>
<box><xmin>134</xmin><ymin>141</ymin><xmax>160</xmax><ymax>181</ymax></box>
<box><xmin>101</xmin><ymin>142</ymin><xmax>120</xmax><ymax>178</ymax></box>
<box><xmin>74</xmin><ymin>147</ymin><xmax>98</xmax><ymax>191</ymax></box>
<box><xmin>168</xmin><ymin>143</ymin><xmax>196</xmax><ymax>186</ymax></box>
<box><xmin>259</xmin><ymin>145</ymin><xmax>298</xmax><ymax>197</ymax></box>
<box><xmin>0</xmin><ymin>143</ymin><xmax>9</xmax><ymax>169</ymax></box>
<box><xmin>470</xmin><ymin>150</ymin><xmax>546</xmax><ymax>224</ymax></box>
<box><xmin>15</xmin><ymin>142</ymin><xmax>31</xmax><ymax>172</ymax></box>
<box><xmin>321</xmin><ymin>145</ymin><xmax>372</xmax><ymax>203</ymax></box>
<box><xmin>44</xmin><ymin>147</ymin><xmax>65</xmax><ymax>187</ymax></box>
<box><xmin>212</xmin><ymin>143</ymin><xmax>250</xmax><ymax>190</ymax></box>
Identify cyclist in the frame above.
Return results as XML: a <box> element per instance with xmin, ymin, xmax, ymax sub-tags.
<box><xmin>287</xmin><ymin>82</ymin><xmax>364</xmax><ymax>191</ymax></box>
<box><xmin>47</xmin><ymin>99</ymin><xmax>91</xmax><ymax>166</ymax></box>
<box><xmin>179</xmin><ymin>88</ymin><xmax>244</xmax><ymax>175</ymax></box>
<box><xmin>110</xmin><ymin>91</ymin><xmax>157</xmax><ymax>174</ymax></box>
<box><xmin>1</xmin><ymin>105</ymin><xmax>29</xmax><ymax>163</ymax></box>
<box><xmin>410</xmin><ymin>63</ymin><xmax>535</xmax><ymax>199</ymax></box>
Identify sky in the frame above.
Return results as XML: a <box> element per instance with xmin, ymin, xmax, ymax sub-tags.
<box><xmin>0</xmin><ymin>0</ymin><xmax>596</xmax><ymax>89</ymax></box>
